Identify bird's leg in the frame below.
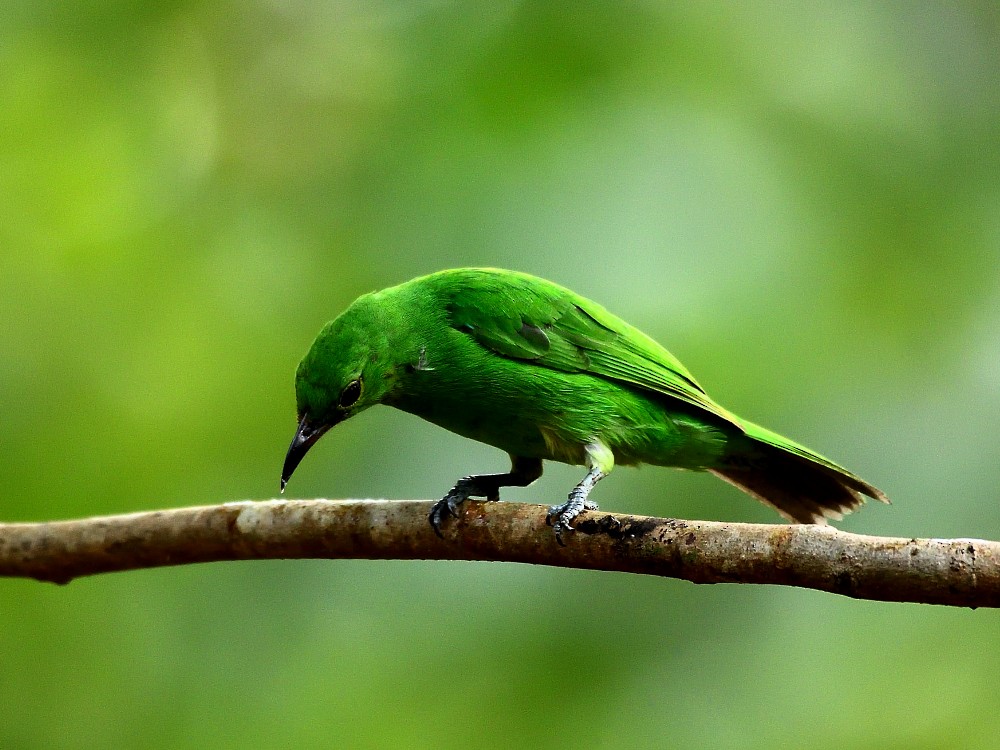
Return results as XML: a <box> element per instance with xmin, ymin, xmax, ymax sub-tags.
<box><xmin>429</xmin><ymin>455</ymin><xmax>543</xmax><ymax>537</ymax></box>
<box><xmin>546</xmin><ymin>467</ymin><xmax>604</xmax><ymax>545</ymax></box>
<box><xmin>546</xmin><ymin>442</ymin><xmax>614</xmax><ymax>545</ymax></box>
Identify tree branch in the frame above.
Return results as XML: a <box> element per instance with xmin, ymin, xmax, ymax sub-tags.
<box><xmin>0</xmin><ymin>499</ymin><xmax>996</xmax><ymax>607</ymax></box>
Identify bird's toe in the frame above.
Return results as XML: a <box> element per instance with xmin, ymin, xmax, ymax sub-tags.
<box><xmin>428</xmin><ymin>502</ymin><xmax>449</xmax><ymax>538</ymax></box>
<box><xmin>545</xmin><ymin>502</ymin><xmax>567</xmax><ymax>526</ymax></box>
<box><xmin>550</xmin><ymin>517</ymin><xmax>575</xmax><ymax>546</ymax></box>
<box><xmin>428</xmin><ymin>481</ymin><xmax>477</xmax><ymax>537</ymax></box>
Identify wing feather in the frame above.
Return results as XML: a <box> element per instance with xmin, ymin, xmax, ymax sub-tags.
<box><xmin>439</xmin><ymin>269</ymin><xmax>741</xmax><ymax>429</ymax></box>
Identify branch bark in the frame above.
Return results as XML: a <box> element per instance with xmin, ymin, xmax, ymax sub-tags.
<box><xmin>0</xmin><ymin>499</ymin><xmax>996</xmax><ymax>608</ymax></box>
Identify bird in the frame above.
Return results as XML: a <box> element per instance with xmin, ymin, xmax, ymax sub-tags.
<box><xmin>281</xmin><ymin>268</ymin><xmax>887</xmax><ymax>543</ymax></box>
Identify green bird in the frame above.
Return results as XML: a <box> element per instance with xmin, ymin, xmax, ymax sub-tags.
<box><xmin>281</xmin><ymin>268</ymin><xmax>887</xmax><ymax>542</ymax></box>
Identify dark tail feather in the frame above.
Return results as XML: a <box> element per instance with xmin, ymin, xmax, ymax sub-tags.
<box><xmin>712</xmin><ymin>426</ymin><xmax>888</xmax><ymax>524</ymax></box>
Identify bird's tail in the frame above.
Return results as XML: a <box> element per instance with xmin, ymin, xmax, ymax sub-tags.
<box><xmin>711</xmin><ymin>420</ymin><xmax>888</xmax><ymax>524</ymax></box>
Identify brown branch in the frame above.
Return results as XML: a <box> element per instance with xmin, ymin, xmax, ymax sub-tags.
<box><xmin>0</xmin><ymin>499</ymin><xmax>996</xmax><ymax>608</ymax></box>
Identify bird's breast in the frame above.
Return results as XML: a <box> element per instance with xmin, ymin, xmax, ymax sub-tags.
<box><xmin>390</xmin><ymin>376</ymin><xmax>562</xmax><ymax>459</ymax></box>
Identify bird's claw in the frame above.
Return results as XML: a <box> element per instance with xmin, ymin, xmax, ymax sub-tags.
<box><xmin>546</xmin><ymin>497</ymin><xmax>599</xmax><ymax>546</ymax></box>
<box><xmin>549</xmin><ymin>518</ymin><xmax>572</xmax><ymax>546</ymax></box>
<box><xmin>429</xmin><ymin>490</ymin><xmax>466</xmax><ymax>537</ymax></box>
<box><xmin>429</xmin><ymin>476</ymin><xmax>496</xmax><ymax>538</ymax></box>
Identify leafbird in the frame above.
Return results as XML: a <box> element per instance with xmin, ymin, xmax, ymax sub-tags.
<box><xmin>281</xmin><ymin>268</ymin><xmax>887</xmax><ymax>542</ymax></box>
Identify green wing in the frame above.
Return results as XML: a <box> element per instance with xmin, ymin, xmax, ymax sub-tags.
<box><xmin>437</xmin><ymin>269</ymin><xmax>741</xmax><ymax>429</ymax></box>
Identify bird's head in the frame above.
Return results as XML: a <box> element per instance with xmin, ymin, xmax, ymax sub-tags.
<box><xmin>281</xmin><ymin>295</ymin><xmax>398</xmax><ymax>491</ymax></box>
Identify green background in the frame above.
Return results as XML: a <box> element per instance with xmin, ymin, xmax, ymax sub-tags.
<box><xmin>3</xmin><ymin>2</ymin><xmax>1000</xmax><ymax>747</ymax></box>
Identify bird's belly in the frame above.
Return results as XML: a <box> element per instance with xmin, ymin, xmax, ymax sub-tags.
<box><xmin>393</xmin><ymin>390</ymin><xmax>567</xmax><ymax>460</ymax></box>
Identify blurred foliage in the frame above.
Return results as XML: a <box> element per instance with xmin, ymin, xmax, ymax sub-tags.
<box><xmin>3</xmin><ymin>1</ymin><xmax>1000</xmax><ymax>748</ymax></box>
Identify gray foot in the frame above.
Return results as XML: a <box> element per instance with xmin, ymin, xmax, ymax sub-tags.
<box><xmin>429</xmin><ymin>476</ymin><xmax>500</xmax><ymax>538</ymax></box>
<box><xmin>546</xmin><ymin>495</ymin><xmax>600</xmax><ymax>546</ymax></box>
<box><xmin>546</xmin><ymin>462</ymin><xmax>607</xmax><ymax>545</ymax></box>
<box><xmin>428</xmin><ymin>457</ymin><xmax>543</xmax><ymax>539</ymax></box>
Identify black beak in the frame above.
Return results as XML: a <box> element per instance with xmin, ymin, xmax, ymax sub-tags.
<box><xmin>280</xmin><ymin>415</ymin><xmax>331</xmax><ymax>492</ymax></box>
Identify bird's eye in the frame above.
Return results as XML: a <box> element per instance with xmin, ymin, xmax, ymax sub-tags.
<box><xmin>339</xmin><ymin>379</ymin><xmax>362</xmax><ymax>408</ymax></box>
